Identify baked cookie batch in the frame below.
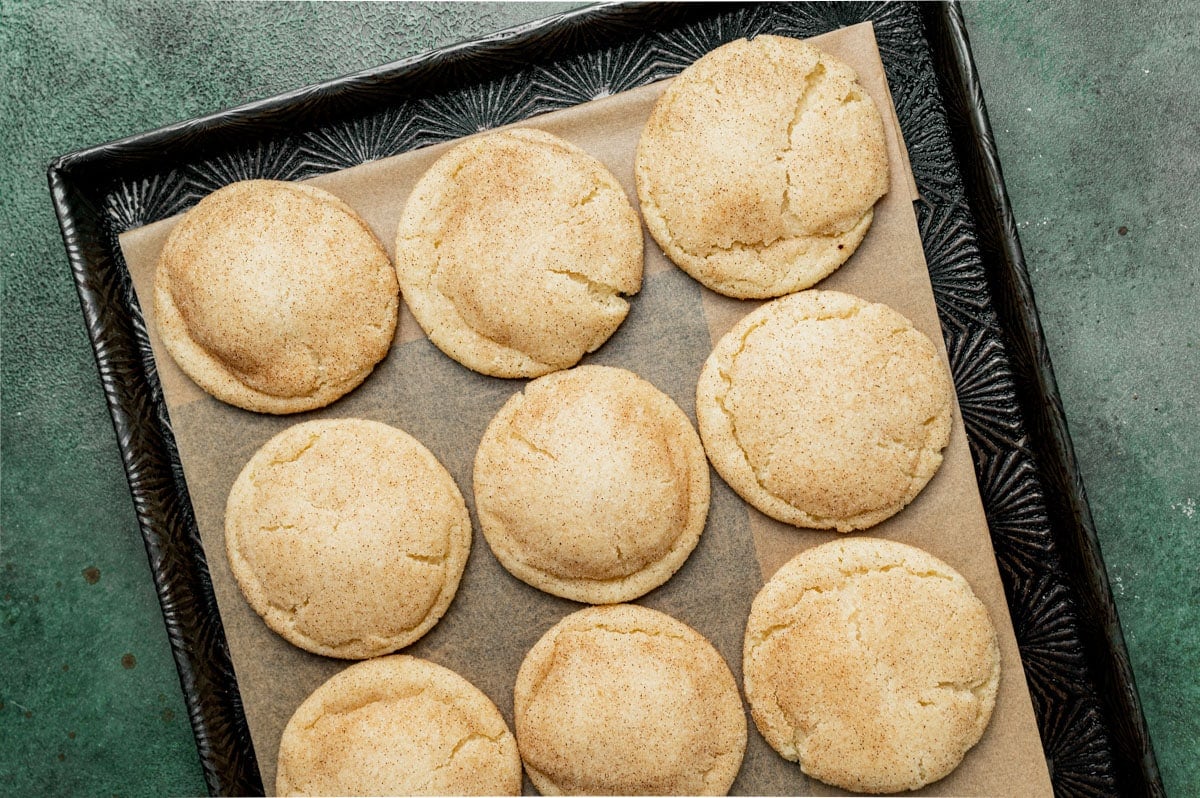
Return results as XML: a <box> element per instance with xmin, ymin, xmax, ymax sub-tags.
<box><xmin>155</xmin><ymin>35</ymin><xmax>999</xmax><ymax>796</ymax></box>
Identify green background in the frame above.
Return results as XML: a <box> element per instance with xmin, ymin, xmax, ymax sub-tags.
<box><xmin>1</xmin><ymin>2</ymin><xmax>1196</xmax><ymax>795</ymax></box>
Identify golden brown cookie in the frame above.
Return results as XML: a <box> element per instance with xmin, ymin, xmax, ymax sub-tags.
<box><xmin>743</xmin><ymin>538</ymin><xmax>1001</xmax><ymax>793</ymax></box>
<box><xmin>636</xmin><ymin>36</ymin><xmax>889</xmax><ymax>298</ymax></box>
<box><xmin>276</xmin><ymin>655</ymin><xmax>521</xmax><ymax>796</ymax></box>
<box><xmin>474</xmin><ymin>366</ymin><xmax>709</xmax><ymax>604</ymax></box>
<box><xmin>155</xmin><ymin>179</ymin><xmax>397</xmax><ymax>413</ymax></box>
<box><xmin>696</xmin><ymin>290</ymin><xmax>953</xmax><ymax>531</ymax></box>
<box><xmin>514</xmin><ymin>604</ymin><xmax>746</xmax><ymax>795</ymax></box>
<box><xmin>225</xmin><ymin>419</ymin><xmax>470</xmax><ymax>659</ymax></box>
<box><xmin>395</xmin><ymin>128</ymin><xmax>643</xmax><ymax>378</ymax></box>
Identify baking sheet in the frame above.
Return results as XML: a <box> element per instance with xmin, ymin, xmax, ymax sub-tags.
<box><xmin>117</xmin><ymin>22</ymin><xmax>1052</xmax><ymax>796</ymax></box>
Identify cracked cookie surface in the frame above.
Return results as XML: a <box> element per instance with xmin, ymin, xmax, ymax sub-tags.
<box><xmin>276</xmin><ymin>655</ymin><xmax>520</xmax><ymax>796</ymax></box>
<box><xmin>474</xmin><ymin>365</ymin><xmax>709</xmax><ymax>603</ymax></box>
<box><xmin>155</xmin><ymin>179</ymin><xmax>398</xmax><ymax>413</ymax></box>
<box><xmin>395</xmin><ymin>128</ymin><xmax>643</xmax><ymax>378</ymax></box>
<box><xmin>696</xmin><ymin>290</ymin><xmax>953</xmax><ymax>531</ymax></box>
<box><xmin>225</xmin><ymin>419</ymin><xmax>470</xmax><ymax>659</ymax></box>
<box><xmin>743</xmin><ymin>538</ymin><xmax>1000</xmax><ymax>793</ymax></box>
<box><xmin>514</xmin><ymin>604</ymin><xmax>746</xmax><ymax>795</ymax></box>
<box><xmin>636</xmin><ymin>35</ymin><xmax>888</xmax><ymax>299</ymax></box>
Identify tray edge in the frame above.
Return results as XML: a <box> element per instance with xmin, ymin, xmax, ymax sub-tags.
<box><xmin>919</xmin><ymin>3</ymin><xmax>1163</xmax><ymax>795</ymax></box>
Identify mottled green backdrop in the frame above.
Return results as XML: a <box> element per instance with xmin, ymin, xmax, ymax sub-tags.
<box><xmin>1</xmin><ymin>2</ymin><xmax>1195</xmax><ymax>795</ymax></box>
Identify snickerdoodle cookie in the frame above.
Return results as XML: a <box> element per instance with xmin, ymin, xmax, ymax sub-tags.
<box><xmin>155</xmin><ymin>179</ymin><xmax>397</xmax><ymax>413</ymax></box>
<box><xmin>396</xmin><ymin>128</ymin><xmax>642</xmax><ymax>377</ymax></box>
<box><xmin>514</xmin><ymin>604</ymin><xmax>746</xmax><ymax>795</ymax></box>
<box><xmin>636</xmin><ymin>36</ymin><xmax>888</xmax><ymax>298</ymax></box>
<box><xmin>474</xmin><ymin>366</ymin><xmax>709</xmax><ymax>603</ymax></box>
<box><xmin>276</xmin><ymin>655</ymin><xmax>521</xmax><ymax>796</ymax></box>
<box><xmin>743</xmin><ymin>538</ymin><xmax>1000</xmax><ymax>793</ymax></box>
<box><xmin>696</xmin><ymin>290</ymin><xmax>952</xmax><ymax>531</ymax></box>
<box><xmin>225</xmin><ymin>419</ymin><xmax>470</xmax><ymax>659</ymax></box>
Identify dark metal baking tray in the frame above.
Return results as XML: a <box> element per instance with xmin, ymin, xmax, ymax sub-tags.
<box><xmin>48</xmin><ymin>2</ymin><xmax>1161</xmax><ymax>795</ymax></box>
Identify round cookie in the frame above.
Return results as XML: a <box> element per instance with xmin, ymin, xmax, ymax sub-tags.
<box><xmin>636</xmin><ymin>35</ymin><xmax>889</xmax><ymax>299</ymax></box>
<box><xmin>696</xmin><ymin>290</ymin><xmax>953</xmax><ymax>531</ymax></box>
<box><xmin>225</xmin><ymin>419</ymin><xmax>470</xmax><ymax>659</ymax></box>
<box><xmin>474</xmin><ymin>366</ymin><xmax>709</xmax><ymax>604</ymax></box>
<box><xmin>743</xmin><ymin>538</ymin><xmax>1001</xmax><ymax>793</ymax></box>
<box><xmin>276</xmin><ymin>655</ymin><xmax>521</xmax><ymax>796</ymax></box>
<box><xmin>395</xmin><ymin>128</ymin><xmax>643</xmax><ymax>378</ymax></box>
<box><xmin>155</xmin><ymin>179</ymin><xmax>398</xmax><ymax>414</ymax></box>
<box><xmin>514</xmin><ymin>604</ymin><xmax>746</xmax><ymax>795</ymax></box>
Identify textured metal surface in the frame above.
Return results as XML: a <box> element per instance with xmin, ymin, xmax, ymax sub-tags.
<box><xmin>48</xmin><ymin>2</ymin><xmax>1158</xmax><ymax>795</ymax></box>
<box><xmin>919</xmin><ymin>6</ymin><xmax>1163</xmax><ymax>795</ymax></box>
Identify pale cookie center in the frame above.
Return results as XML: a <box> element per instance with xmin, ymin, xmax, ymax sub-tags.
<box><xmin>482</xmin><ymin>388</ymin><xmax>693</xmax><ymax>582</ymax></box>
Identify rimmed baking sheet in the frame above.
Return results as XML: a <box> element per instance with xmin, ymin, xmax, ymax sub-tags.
<box><xmin>49</xmin><ymin>3</ymin><xmax>1159</xmax><ymax>795</ymax></box>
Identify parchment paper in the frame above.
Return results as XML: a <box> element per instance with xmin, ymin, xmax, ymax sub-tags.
<box><xmin>118</xmin><ymin>23</ymin><xmax>1052</xmax><ymax>797</ymax></box>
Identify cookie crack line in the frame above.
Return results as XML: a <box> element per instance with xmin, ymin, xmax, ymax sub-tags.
<box><xmin>426</xmin><ymin>284</ymin><xmax>561</xmax><ymax>372</ymax></box>
<box><xmin>846</xmin><ymin>601</ymin><xmax>866</xmax><ymax>650</ymax></box>
<box><xmin>909</xmin><ymin>413</ymin><xmax>949</xmax><ymax>488</ymax></box>
<box><xmin>746</xmin><ymin>562</ymin><xmax>958</xmax><ymax>649</ymax></box>
<box><xmin>227</xmin><ymin>335</ymin><xmax>336</xmax><ymax>403</ymax></box>
<box><xmin>935</xmin><ymin>674</ymin><xmax>995</xmax><ymax>699</ymax></box>
<box><xmin>786</xmin><ymin>713</ymin><xmax>840</xmax><ymax>765</ymax></box>
<box><xmin>266</xmin><ymin>433</ymin><xmax>322</xmax><ymax>467</ymax></box>
<box><xmin>874</xmin><ymin>436</ymin><xmax>930</xmax><ymax>482</ymax></box>
<box><xmin>408</xmin><ymin>232</ymin><xmax>561</xmax><ymax>371</ymax></box>
<box><xmin>570</xmin><ymin>622</ymin><xmax>692</xmax><ymax>643</ymax></box>
<box><xmin>410</xmin><ymin>729</ymin><xmax>511</xmax><ymax>793</ymax></box>
<box><xmin>929</xmin><ymin>655</ymin><xmax>1001</xmax><ymax>729</ymax></box>
<box><xmin>507</xmin><ymin>424</ymin><xmax>559</xmax><ymax>462</ymax></box>
<box><xmin>571</xmin><ymin>184</ymin><xmax>602</xmax><ymax>209</ymax></box>
<box><xmin>715</xmin><ymin>316</ymin><xmax>836</xmax><ymax>524</ymax></box>
<box><xmin>266</xmin><ymin>591</ymin><xmax>313</xmax><ymax>618</ymax></box>
<box><xmin>424</xmin><ymin>256</ymin><xmax>631</xmax><ymax>374</ymax></box>
<box><xmin>300</xmin><ymin>338</ymin><xmax>329</xmax><ymax>393</ymax></box>
<box><xmin>699</xmin><ymin>744</ymin><xmax>745</xmax><ymax>786</ymax></box>
<box><xmin>523</xmin><ymin>633</ymin><xmax>565</xmax><ymax>707</ymax></box>
<box><xmin>916</xmin><ymin>756</ymin><xmax>929</xmax><ymax>787</ymax></box>
<box><xmin>778</xmin><ymin>62</ymin><xmax>826</xmax><ymax>230</ymax></box>
<box><xmin>714</xmin><ymin>316</ymin><xmax>768</xmax><ymax>478</ymax></box>
<box><xmin>547</xmin><ymin>267</ymin><xmax>628</xmax><ymax>300</ymax></box>
<box><xmin>404</xmin><ymin>551</ymin><xmax>447</xmax><ymax>566</ymax></box>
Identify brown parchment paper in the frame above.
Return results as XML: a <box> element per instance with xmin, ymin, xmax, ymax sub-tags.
<box><xmin>118</xmin><ymin>23</ymin><xmax>1052</xmax><ymax>797</ymax></box>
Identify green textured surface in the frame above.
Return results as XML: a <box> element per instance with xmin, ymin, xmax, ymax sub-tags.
<box><xmin>0</xmin><ymin>1</ymin><xmax>1195</xmax><ymax>796</ymax></box>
